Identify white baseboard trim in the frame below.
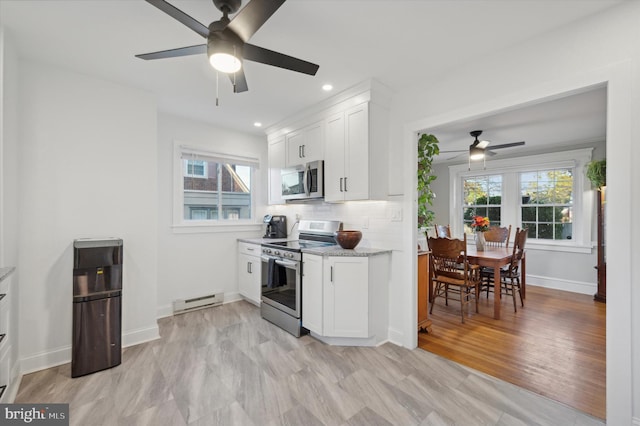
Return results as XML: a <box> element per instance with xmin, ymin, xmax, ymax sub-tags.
<box><xmin>223</xmin><ymin>292</ymin><xmax>242</xmax><ymax>304</ymax></box>
<box><xmin>19</xmin><ymin>324</ymin><xmax>160</xmax><ymax>375</ymax></box>
<box><xmin>526</xmin><ymin>274</ymin><xmax>596</xmax><ymax>295</ymax></box>
<box><xmin>387</xmin><ymin>326</ymin><xmax>406</xmax><ymax>348</ymax></box>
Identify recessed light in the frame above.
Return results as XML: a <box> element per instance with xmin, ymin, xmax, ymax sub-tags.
<box><xmin>254</xmin><ymin>122</ymin><xmax>262</xmax><ymax>127</ymax></box>
<box><xmin>322</xmin><ymin>84</ymin><xmax>333</xmax><ymax>91</ymax></box>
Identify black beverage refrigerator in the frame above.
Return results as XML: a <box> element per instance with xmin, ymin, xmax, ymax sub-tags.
<box><xmin>71</xmin><ymin>238</ymin><xmax>122</xmax><ymax>377</ymax></box>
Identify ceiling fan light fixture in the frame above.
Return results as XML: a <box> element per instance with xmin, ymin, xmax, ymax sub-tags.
<box><xmin>469</xmin><ymin>146</ymin><xmax>485</xmax><ymax>160</ymax></box>
<box><xmin>209</xmin><ymin>52</ymin><xmax>242</xmax><ymax>73</ymax></box>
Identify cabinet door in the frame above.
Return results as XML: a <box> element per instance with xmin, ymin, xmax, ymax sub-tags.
<box><xmin>323</xmin><ymin>257</ymin><xmax>369</xmax><ymax>337</ymax></box>
<box><xmin>238</xmin><ymin>253</ymin><xmax>261</xmax><ymax>305</ymax></box>
<box><xmin>344</xmin><ymin>103</ymin><xmax>369</xmax><ymax>201</ymax></box>
<box><xmin>302</xmin><ymin>254</ymin><xmax>323</xmax><ymax>334</ymax></box>
<box><xmin>268</xmin><ymin>137</ymin><xmax>285</xmax><ymax>205</ymax></box>
<box><xmin>285</xmin><ymin>129</ymin><xmax>305</xmax><ymax>166</ymax></box>
<box><xmin>285</xmin><ymin>122</ymin><xmax>324</xmax><ymax>167</ymax></box>
<box><xmin>324</xmin><ymin>112</ymin><xmax>346</xmax><ymax>202</ymax></box>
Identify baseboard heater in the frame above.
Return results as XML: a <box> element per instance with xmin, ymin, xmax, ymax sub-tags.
<box><xmin>173</xmin><ymin>293</ymin><xmax>224</xmax><ymax>315</ymax></box>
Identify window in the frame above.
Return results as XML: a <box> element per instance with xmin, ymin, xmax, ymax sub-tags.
<box><xmin>520</xmin><ymin>168</ymin><xmax>573</xmax><ymax>240</ymax></box>
<box><xmin>185</xmin><ymin>160</ymin><xmax>207</xmax><ymax>178</ymax></box>
<box><xmin>462</xmin><ymin>175</ymin><xmax>503</xmax><ymax>233</ymax></box>
<box><xmin>174</xmin><ymin>143</ymin><xmax>259</xmax><ymax>227</ymax></box>
<box><xmin>449</xmin><ymin>149</ymin><xmax>594</xmax><ymax>252</ymax></box>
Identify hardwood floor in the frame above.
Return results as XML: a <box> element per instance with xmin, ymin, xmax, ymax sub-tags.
<box><xmin>15</xmin><ymin>300</ymin><xmax>604</xmax><ymax>425</ymax></box>
<box><xmin>419</xmin><ymin>285</ymin><xmax>606</xmax><ymax>420</ymax></box>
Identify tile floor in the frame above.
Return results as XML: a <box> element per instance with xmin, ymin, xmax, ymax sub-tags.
<box><xmin>15</xmin><ymin>301</ymin><xmax>604</xmax><ymax>425</ymax></box>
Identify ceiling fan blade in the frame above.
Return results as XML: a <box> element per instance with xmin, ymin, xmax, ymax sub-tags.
<box><xmin>146</xmin><ymin>0</ymin><xmax>209</xmax><ymax>38</ymax></box>
<box><xmin>243</xmin><ymin>43</ymin><xmax>319</xmax><ymax>75</ymax></box>
<box><xmin>228</xmin><ymin>0</ymin><xmax>286</xmax><ymax>43</ymax></box>
<box><xmin>485</xmin><ymin>150</ymin><xmax>498</xmax><ymax>157</ymax></box>
<box><xmin>439</xmin><ymin>150</ymin><xmax>467</xmax><ymax>154</ymax></box>
<box><xmin>489</xmin><ymin>141</ymin><xmax>525</xmax><ymax>150</ymax></box>
<box><xmin>229</xmin><ymin>68</ymin><xmax>249</xmax><ymax>93</ymax></box>
<box><xmin>477</xmin><ymin>140</ymin><xmax>490</xmax><ymax>149</ymax></box>
<box><xmin>136</xmin><ymin>44</ymin><xmax>206</xmax><ymax>60</ymax></box>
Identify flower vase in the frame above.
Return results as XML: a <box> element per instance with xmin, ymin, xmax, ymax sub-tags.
<box><xmin>475</xmin><ymin>232</ymin><xmax>486</xmax><ymax>251</ymax></box>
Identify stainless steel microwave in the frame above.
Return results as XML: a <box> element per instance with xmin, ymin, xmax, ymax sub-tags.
<box><xmin>281</xmin><ymin>160</ymin><xmax>324</xmax><ymax>201</ymax></box>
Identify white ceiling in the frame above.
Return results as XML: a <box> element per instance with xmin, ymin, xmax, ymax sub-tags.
<box><xmin>0</xmin><ymin>0</ymin><xmax>616</xmax><ymax>141</ymax></box>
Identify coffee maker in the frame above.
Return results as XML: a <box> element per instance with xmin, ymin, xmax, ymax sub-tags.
<box><xmin>263</xmin><ymin>215</ymin><xmax>287</xmax><ymax>239</ymax></box>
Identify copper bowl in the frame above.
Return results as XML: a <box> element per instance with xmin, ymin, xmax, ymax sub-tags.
<box><xmin>335</xmin><ymin>230</ymin><xmax>362</xmax><ymax>249</ymax></box>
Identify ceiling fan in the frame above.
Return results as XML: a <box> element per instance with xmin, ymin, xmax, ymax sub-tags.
<box><xmin>440</xmin><ymin>130</ymin><xmax>525</xmax><ymax>161</ymax></box>
<box><xmin>136</xmin><ymin>0</ymin><xmax>320</xmax><ymax>93</ymax></box>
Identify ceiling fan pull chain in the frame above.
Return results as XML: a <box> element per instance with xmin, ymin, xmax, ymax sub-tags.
<box><xmin>216</xmin><ymin>71</ymin><xmax>220</xmax><ymax>107</ymax></box>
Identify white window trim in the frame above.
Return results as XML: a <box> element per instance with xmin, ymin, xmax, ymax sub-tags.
<box><xmin>449</xmin><ymin>148</ymin><xmax>594</xmax><ymax>253</ymax></box>
<box><xmin>172</xmin><ymin>140</ymin><xmax>262</xmax><ymax>233</ymax></box>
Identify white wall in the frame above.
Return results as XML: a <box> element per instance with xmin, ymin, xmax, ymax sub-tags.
<box><xmin>389</xmin><ymin>3</ymin><xmax>640</xmax><ymax>423</ymax></box>
<box><xmin>156</xmin><ymin>112</ymin><xmax>267</xmax><ymax>317</ymax></box>
<box><xmin>17</xmin><ymin>60</ymin><xmax>159</xmax><ymax>373</ymax></box>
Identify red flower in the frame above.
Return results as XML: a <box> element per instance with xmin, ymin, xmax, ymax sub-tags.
<box><xmin>471</xmin><ymin>215</ymin><xmax>490</xmax><ymax>232</ymax></box>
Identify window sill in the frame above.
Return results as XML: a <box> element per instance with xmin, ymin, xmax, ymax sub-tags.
<box><xmin>171</xmin><ymin>222</ymin><xmax>263</xmax><ymax>234</ymax></box>
<box><xmin>525</xmin><ymin>240</ymin><xmax>594</xmax><ymax>254</ymax></box>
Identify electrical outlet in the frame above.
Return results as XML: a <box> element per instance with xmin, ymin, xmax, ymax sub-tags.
<box><xmin>295</xmin><ymin>213</ymin><xmax>301</xmax><ymax>221</ymax></box>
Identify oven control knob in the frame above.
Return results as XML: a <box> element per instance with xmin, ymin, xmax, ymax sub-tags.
<box><xmin>264</xmin><ymin>248</ymin><xmax>272</xmax><ymax>254</ymax></box>
<box><xmin>273</xmin><ymin>250</ymin><xmax>280</xmax><ymax>256</ymax></box>
<box><xmin>285</xmin><ymin>252</ymin><xmax>293</xmax><ymax>258</ymax></box>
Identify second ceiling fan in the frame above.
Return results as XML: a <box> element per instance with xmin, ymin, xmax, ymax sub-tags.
<box><xmin>136</xmin><ymin>0</ymin><xmax>320</xmax><ymax>93</ymax></box>
<box><xmin>441</xmin><ymin>130</ymin><xmax>525</xmax><ymax>161</ymax></box>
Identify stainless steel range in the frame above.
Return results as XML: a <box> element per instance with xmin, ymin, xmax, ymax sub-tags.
<box><xmin>260</xmin><ymin>219</ymin><xmax>342</xmax><ymax>336</ymax></box>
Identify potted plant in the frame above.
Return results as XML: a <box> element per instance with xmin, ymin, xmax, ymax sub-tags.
<box><xmin>417</xmin><ymin>133</ymin><xmax>440</xmax><ymax>231</ymax></box>
<box><xmin>586</xmin><ymin>159</ymin><xmax>606</xmax><ymax>189</ymax></box>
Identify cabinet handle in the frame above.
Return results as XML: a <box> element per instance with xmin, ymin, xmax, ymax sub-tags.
<box><xmin>330</xmin><ymin>266</ymin><xmax>334</xmax><ymax>282</ymax></box>
<box><xmin>0</xmin><ymin>294</ymin><xmax>5</xmax><ymax>302</ymax></box>
<box><xmin>344</xmin><ymin>177</ymin><xmax>348</xmax><ymax>192</ymax></box>
<box><xmin>302</xmin><ymin>144</ymin><xmax>306</xmax><ymax>158</ymax></box>
<box><xmin>247</xmin><ymin>262</ymin><xmax>252</xmax><ymax>274</ymax></box>
<box><xmin>247</xmin><ymin>247</ymin><xmax>255</xmax><ymax>251</ymax></box>
<box><xmin>299</xmin><ymin>145</ymin><xmax>302</xmax><ymax>158</ymax></box>
<box><xmin>339</xmin><ymin>178</ymin><xmax>343</xmax><ymax>192</ymax></box>
<box><xmin>0</xmin><ymin>334</ymin><xmax>5</xmax><ymax>344</ymax></box>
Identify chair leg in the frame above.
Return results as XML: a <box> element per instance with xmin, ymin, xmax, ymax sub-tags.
<box><xmin>429</xmin><ymin>282</ymin><xmax>440</xmax><ymax>314</ymax></box>
<box><xmin>510</xmin><ymin>278</ymin><xmax>517</xmax><ymax>312</ymax></box>
<box><xmin>516</xmin><ymin>277</ymin><xmax>524</xmax><ymax>307</ymax></box>
<box><xmin>459</xmin><ymin>287</ymin><xmax>465</xmax><ymax>324</ymax></box>
<box><xmin>475</xmin><ymin>284</ymin><xmax>479</xmax><ymax>313</ymax></box>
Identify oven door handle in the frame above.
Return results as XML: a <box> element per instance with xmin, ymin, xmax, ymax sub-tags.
<box><xmin>275</xmin><ymin>259</ymin><xmax>298</xmax><ymax>269</ymax></box>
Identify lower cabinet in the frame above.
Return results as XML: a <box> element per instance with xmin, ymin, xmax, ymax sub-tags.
<box><xmin>238</xmin><ymin>243</ymin><xmax>261</xmax><ymax>305</ymax></box>
<box><xmin>302</xmin><ymin>252</ymin><xmax>389</xmax><ymax>344</ymax></box>
<box><xmin>302</xmin><ymin>253</ymin><xmax>323</xmax><ymax>334</ymax></box>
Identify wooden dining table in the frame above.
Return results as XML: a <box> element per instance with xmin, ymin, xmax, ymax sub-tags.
<box><xmin>465</xmin><ymin>244</ymin><xmax>526</xmax><ymax>320</ymax></box>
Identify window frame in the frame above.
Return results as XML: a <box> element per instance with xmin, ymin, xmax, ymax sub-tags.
<box><xmin>449</xmin><ymin>148</ymin><xmax>594</xmax><ymax>253</ymax></box>
<box><xmin>172</xmin><ymin>141</ymin><xmax>262</xmax><ymax>233</ymax></box>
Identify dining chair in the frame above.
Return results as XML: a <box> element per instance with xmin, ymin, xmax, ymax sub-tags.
<box><xmin>434</xmin><ymin>224</ymin><xmax>452</xmax><ymax>238</ymax></box>
<box><xmin>483</xmin><ymin>227</ymin><xmax>528</xmax><ymax>311</ymax></box>
<box><xmin>483</xmin><ymin>225</ymin><xmax>512</xmax><ymax>248</ymax></box>
<box><xmin>428</xmin><ymin>235</ymin><xmax>481</xmax><ymax>323</ymax></box>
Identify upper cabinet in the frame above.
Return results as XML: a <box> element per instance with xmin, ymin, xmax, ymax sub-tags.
<box><xmin>266</xmin><ymin>79</ymin><xmax>391</xmax><ymax>204</ymax></box>
<box><xmin>285</xmin><ymin>121</ymin><xmax>324</xmax><ymax>167</ymax></box>
<box><xmin>324</xmin><ymin>103</ymin><xmax>370</xmax><ymax>202</ymax></box>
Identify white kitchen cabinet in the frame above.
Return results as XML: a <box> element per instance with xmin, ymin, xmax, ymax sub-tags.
<box><xmin>268</xmin><ymin>136</ymin><xmax>285</xmax><ymax>205</ymax></box>
<box><xmin>285</xmin><ymin>121</ymin><xmax>323</xmax><ymax>167</ymax></box>
<box><xmin>324</xmin><ymin>103</ymin><xmax>371</xmax><ymax>202</ymax></box>
<box><xmin>237</xmin><ymin>243</ymin><xmax>261</xmax><ymax>305</ymax></box>
<box><xmin>302</xmin><ymin>254</ymin><xmax>323</xmax><ymax>334</ymax></box>
<box><xmin>323</xmin><ymin>256</ymin><xmax>370</xmax><ymax>337</ymax></box>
